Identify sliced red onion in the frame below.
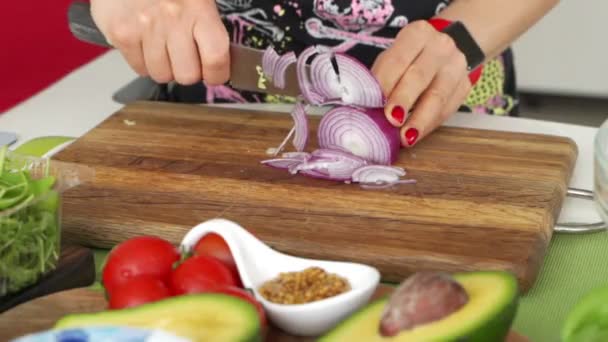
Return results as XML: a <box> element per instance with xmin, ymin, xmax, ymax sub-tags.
<box><xmin>291</xmin><ymin>101</ymin><xmax>308</xmax><ymax>152</ymax></box>
<box><xmin>273</xmin><ymin>52</ymin><xmax>297</xmax><ymax>89</ymax></box>
<box><xmin>299</xmin><ymin>168</ymin><xmax>340</xmax><ymax>181</ymax></box>
<box><xmin>262</xmin><ymin>46</ymin><xmax>280</xmax><ymax>78</ymax></box>
<box><xmin>297</xmin><ymin>46</ymin><xmax>324</xmax><ymax>104</ymax></box>
<box><xmin>318</xmin><ymin>106</ymin><xmax>400</xmax><ymax>165</ymax></box>
<box><xmin>290</xmin><ymin>158</ymin><xmax>337</xmax><ymax>173</ymax></box>
<box><xmin>308</xmin><ymin>52</ymin><xmax>385</xmax><ymax>107</ymax></box>
<box><xmin>260</xmin><ymin>158</ymin><xmax>303</xmax><ymax>170</ymax></box>
<box><xmin>351</xmin><ymin>165</ymin><xmax>406</xmax><ymax>184</ymax></box>
<box><xmin>292</xmin><ymin>162</ymin><xmax>353</xmax><ymax>182</ymax></box>
<box><xmin>309</xmin><ymin>52</ymin><xmax>342</xmax><ymax>104</ymax></box>
<box><xmin>311</xmin><ymin>148</ymin><xmax>367</xmax><ymax>164</ymax></box>
<box><xmin>288</xmin><ymin>150</ymin><xmax>367</xmax><ymax>181</ymax></box>
<box><xmin>335</xmin><ymin>53</ymin><xmax>386</xmax><ymax>107</ymax></box>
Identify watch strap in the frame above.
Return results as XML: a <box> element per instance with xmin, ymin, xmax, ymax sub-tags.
<box><xmin>441</xmin><ymin>21</ymin><xmax>486</xmax><ymax>71</ymax></box>
<box><xmin>428</xmin><ymin>18</ymin><xmax>484</xmax><ymax>85</ymax></box>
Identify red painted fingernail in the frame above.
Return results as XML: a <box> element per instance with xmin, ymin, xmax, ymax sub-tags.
<box><xmin>404</xmin><ymin>128</ymin><xmax>419</xmax><ymax>146</ymax></box>
<box><xmin>391</xmin><ymin>105</ymin><xmax>406</xmax><ymax>124</ymax></box>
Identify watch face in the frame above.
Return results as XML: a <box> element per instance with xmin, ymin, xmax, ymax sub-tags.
<box><xmin>442</xmin><ymin>21</ymin><xmax>485</xmax><ymax>70</ymax></box>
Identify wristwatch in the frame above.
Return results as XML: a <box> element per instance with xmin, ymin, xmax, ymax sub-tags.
<box><xmin>441</xmin><ymin>21</ymin><xmax>485</xmax><ymax>71</ymax></box>
<box><xmin>428</xmin><ymin>18</ymin><xmax>485</xmax><ymax>84</ymax></box>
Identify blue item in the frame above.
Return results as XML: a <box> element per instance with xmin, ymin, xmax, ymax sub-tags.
<box><xmin>11</xmin><ymin>326</ymin><xmax>190</xmax><ymax>342</ymax></box>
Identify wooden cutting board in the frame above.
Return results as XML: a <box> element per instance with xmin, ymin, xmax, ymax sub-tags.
<box><xmin>0</xmin><ymin>286</ymin><xmax>530</xmax><ymax>342</ymax></box>
<box><xmin>53</xmin><ymin>101</ymin><xmax>577</xmax><ymax>292</ymax></box>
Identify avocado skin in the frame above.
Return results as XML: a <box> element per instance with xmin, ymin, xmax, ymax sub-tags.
<box><xmin>453</xmin><ymin>296</ymin><xmax>519</xmax><ymax>342</ymax></box>
<box><xmin>319</xmin><ymin>271</ymin><xmax>519</xmax><ymax>342</ymax></box>
<box><xmin>54</xmin><ymin>293</ymin><xmax>262</xmax><ymax>342</ymax></box>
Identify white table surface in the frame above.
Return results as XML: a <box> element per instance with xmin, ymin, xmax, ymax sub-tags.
<box><xmin>0</xmin><ymin>50</ymin><xmax>602</xmax><ymax>226</ymax></box>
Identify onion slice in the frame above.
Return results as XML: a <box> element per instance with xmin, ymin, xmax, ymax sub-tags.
<box><xmin>291</xmin><ymin>101</ymin><xmax>308</xmax><ymax>152</ymax></box>
<box><xmin>273</xmin><ymin>52</ymin><xmax>297</xmax><ymax>89</ymax></box>
<box><xmin>318</xmin><ymin>106</ymin><xmax>400</xmax><ymax>165</ymax></box>
<box><xmin>297</xmin><ymin>46</ymin><xmax>324</xmax><ymax>105</ymax></box>
<box><xmin>352</xmin><ymin>165</ymin><xmax>406</xmax><ymax>182</ymax></box>
<box><xmin>260</xmin><ymin>158</ymin><xmax>303</xmax><ymax>170</ymax></box>
<box><xmin>309</xmin><ymin>53</ymin><xmax>385</xmax><ymax>107</ymax></box>
<box><xmin>262</xmin><ymin>46</ymin><xmax>280</xmax><ymax>78</ymax></box>
<box><xmin>290</xmin><ymin>151</ymin><xmax>367</xmax><ymax>181</ymax></box>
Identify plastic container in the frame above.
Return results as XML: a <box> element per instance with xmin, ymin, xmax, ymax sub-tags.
<box><xmin>595</xmin><ymin>119</ymin><xmax>608</xmax><ymax>224</ymax></box>
<box><xmin>0</xmin><ymin>150</ymin><xmax>92</xmax><ymax>297</ymax></box>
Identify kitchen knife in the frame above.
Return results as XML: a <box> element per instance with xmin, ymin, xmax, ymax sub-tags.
<box><xmin>0</xmin><ymin>132</ymin><xmax>17</xmax><ymax>147</ymax></box>
<box><xmin>67</xmin><ymin>1</ymin><xmax>302</xmax><ymax>97</ymax></box>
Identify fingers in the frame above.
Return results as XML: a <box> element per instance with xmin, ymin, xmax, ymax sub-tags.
<box><xmin>383</xmin><ymin>31</ymin><xmax>458</xmax><ymax>127</ymax></box>
<box><xmin>107</xmin><ymin>20</ymin><xmax>147</xmax><ymax>76</ymax></box>
<box><xmin>142</xmin><ymin>8</ymin><xmax>173</xmax><ymax>83</ymax></box>
<box><xmin>167</xmin><ymin>16</ymin><xmax>202</xmax><ymax>85</ymax></box>
<box><xmin>399</xmin><ymin>52</ymin><xmax>470</xmax><ymax>147</ymax></box>
<box><xmin>371</xmin><ymin>21</ymin><xmax>432</xmax><ymax>100</ymax></box>
<box><xmin>98</xmin><ymin>0</ymin><xmax>229</xmax><ymax>85</ymax></box>
<box><xmin>193</xmin><ymin>6</ymin><xmax>230</xmax><ymax>85</ymax></box>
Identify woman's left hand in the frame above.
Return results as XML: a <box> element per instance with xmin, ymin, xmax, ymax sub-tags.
<box><xmin>371</xmin><ymin>20</ymin><xmax>473</xmax><ymax>147</ymax></box>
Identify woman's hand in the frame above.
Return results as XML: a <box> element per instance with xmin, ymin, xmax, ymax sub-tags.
<box><xmin>371</xmin><ymin>20</ymin><xmax>473</xmax><ymax>147</ymax></box>
<box><xmin>90</xmin><ymin>0</ymin><xmax>229</xmax><ymax>85</ymax></box>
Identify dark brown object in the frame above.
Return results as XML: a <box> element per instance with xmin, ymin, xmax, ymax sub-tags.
<box><xmin>258</xmin><ymin>267</ymin><xmax>350</xmax><ymax>304</ymax></box>
<box><xmin>0</xmin><ymin>244</ymin><xmax>95</xmax><ymax>314</ymax></box>
<box><xmin>53</xmin><ymin>101</ymin><xmax>577</xmax><ymax>293</ymax></box>
<box><xmin>0</xmin><ymin>286</ymin><xmax>530</xmax><ymax>342</ymax></box>
<box><xmin>380</xmin><ymin>272</ymin><xmax>469</xmax><ymax>336</ymax></box>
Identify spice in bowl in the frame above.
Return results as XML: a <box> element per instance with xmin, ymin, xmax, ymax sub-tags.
<box><xmin>258</xmin><ymin>267</ymin><xmax>351</xmax><ymax>304</ymax></box>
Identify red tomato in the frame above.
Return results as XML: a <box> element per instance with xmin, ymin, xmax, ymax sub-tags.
<box><xmin>108</xmin><ymin>275</ymin><xmax>171</xmax><ymax>310</ymax></box>
<box><xmin>193</xmin><ymin>233</ymin><xmax>242</xmax><ymax>286</ymax></box>
<box><xmin>102</xmin><ymin>236</ymin><xmax>179</xmax><ymax>295</ymax></box>
<box><xmin>170</xmin><ymin>255</ymin><xmax>238</xmax><ymax>295</ymax></box>
<box><xmin>212</xmin><ymin>286</ymin><xmax>267</xmax><ymax>327</ymax></box>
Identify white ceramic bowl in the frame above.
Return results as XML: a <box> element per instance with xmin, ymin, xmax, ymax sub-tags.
<box><xmin>181</xmin><ymin>218</ymin><xmax>380</xmax><ymax>337</ymax></box>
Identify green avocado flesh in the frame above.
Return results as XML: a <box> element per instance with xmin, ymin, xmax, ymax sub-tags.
<box><xmin>319</xmin><ymin>271</ymin><xmax>519</xmax><ymax>342</ymax></box>
<box><xmin>54</xmin><ymin>293</ymin><xmax>261</xmax><ymax>342</ymax></box>
<box><xmin>562</xmin><ymin>285</ymin><xmax>608</xmax><ymax>342</ymax></box>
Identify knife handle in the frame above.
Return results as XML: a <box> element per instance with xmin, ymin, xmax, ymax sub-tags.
<box><xmin>68</xmin><ymin>1</ymin><xmax>112</xmax><ymax>48</ymax></box>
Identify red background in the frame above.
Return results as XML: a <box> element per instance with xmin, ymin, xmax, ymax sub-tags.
<box><xmin>0</xmin><ymin>0</ymin><xmax>108</xmax><ymax>113</ymax></box>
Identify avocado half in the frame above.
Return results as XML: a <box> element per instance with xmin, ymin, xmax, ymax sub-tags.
<box><xmin>319</xmin><ymin>271</ymin><xmax>519</xmax><ymax>342</ymax></box>
<box><xmin>55</xmin><ymin>293</ymin><xmax>261</xmax><ymax>342</ymax></box>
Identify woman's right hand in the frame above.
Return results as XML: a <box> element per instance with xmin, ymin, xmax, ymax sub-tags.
<box><xmin>90</xmin><ymin>0</ymin><xmax>230</xmax><ymax>85</ymax></box>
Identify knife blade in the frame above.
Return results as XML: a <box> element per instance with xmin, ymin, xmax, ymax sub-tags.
<box><xmin>0</xmin><ymin>132</ymin><xmax>17</xmax><ymax>147</ymax></box>
<box><xmin>67</xmin><ymin>1</ymin><xmax>302</xmax><ymax>97</ymax></box>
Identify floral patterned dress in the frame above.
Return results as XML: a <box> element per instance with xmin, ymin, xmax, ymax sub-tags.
<box><xmin>170</xmin><ymin>0</ymin><xmax>519</xmax><ymax>116</ymax></box>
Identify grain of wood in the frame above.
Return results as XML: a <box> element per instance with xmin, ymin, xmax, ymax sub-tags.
<box><xmin>53</xmin><ymin>101</ymin><xmax>577</xmax><ymax>292</ymax></box>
